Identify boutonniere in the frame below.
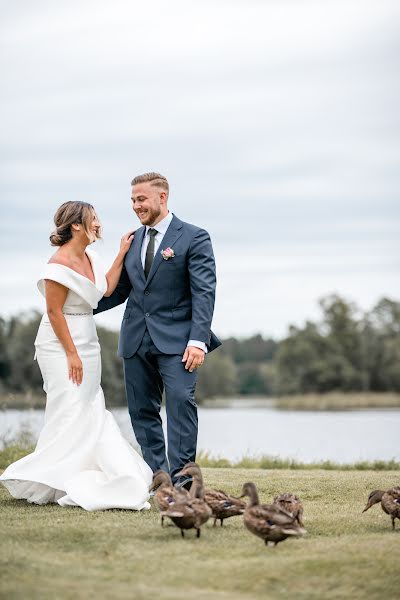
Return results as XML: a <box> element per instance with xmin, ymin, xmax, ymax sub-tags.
<box><xmin>161</xmin><ymin>247</ymin><xmax>175</xmax><ymax>260</ymax></box>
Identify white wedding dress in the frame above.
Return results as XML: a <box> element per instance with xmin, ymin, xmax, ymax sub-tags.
<box><xmin>0</xmin><ymin>249</ymin><xmax>152</xmax><ymax>511</ymax></box>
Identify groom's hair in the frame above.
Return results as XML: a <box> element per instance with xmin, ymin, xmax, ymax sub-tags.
<box><xmin>131</xmin><ymin>172</ymin><xmax>169</xmax><ymax>194</ymax></box>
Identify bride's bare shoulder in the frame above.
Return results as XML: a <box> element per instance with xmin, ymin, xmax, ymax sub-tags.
<box><xmin>47</xmin><ymin>250</ymin><xmax>71</xmax><ymax>268</ymax></box>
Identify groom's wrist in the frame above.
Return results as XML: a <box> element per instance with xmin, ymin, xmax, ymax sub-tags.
<box><xmin>187</xmin><ymin>340</ymin><xmax>207</xmax><ymax>354</ymax></box>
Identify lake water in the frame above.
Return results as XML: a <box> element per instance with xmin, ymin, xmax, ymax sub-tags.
<box><xmin>1</xmin><ymin>404</ymin><xmax>399</xmax><ymax>464</ymax></box>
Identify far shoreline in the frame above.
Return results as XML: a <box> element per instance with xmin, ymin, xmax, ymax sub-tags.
<box><xmin>1</xmin><ymin>391</ymin><xmax>400</xmax><ymax>411</ymax></box>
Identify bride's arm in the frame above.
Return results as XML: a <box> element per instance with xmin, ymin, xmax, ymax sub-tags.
<box><xmin>104</xmin><ymin>231</ymin><xmax>134</xmax><ymax>297</ymax></box>
<box><xmin>45</xmin><ymin>280</ymin><xmax>83</xmax><ymax>386</ymax></box>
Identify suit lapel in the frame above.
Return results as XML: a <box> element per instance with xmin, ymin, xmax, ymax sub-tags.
<box><xmin>146</xmin><ymin>215</ymin><xmax>183</xmax><ymax>286</ymax></box>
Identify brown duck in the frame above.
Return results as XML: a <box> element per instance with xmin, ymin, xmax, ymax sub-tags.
<box><xmin>179</xmin><ymin>462</ymin><xmax>245</xmax><ymax>526</ymax></box>
<box><xmin>160</xmin><ymin>463</ymin><xmax>211</xmax><ymax>538</ymax></box>
<box><xmin>150</xmin><ymin>470</ymin><xmax>189</xmax><ymax>527</ymax></box>
<box><xmin>362</xmin><ymin>487</ymin><xmax>400</xmax><ymax>530</ymax></box>
<box><xmin>241</xmin><ymin>482</ymin><xmax>306</xmax><ymax>546</ymax></box>
<box><xmin>273</xmin><ymin>492</ymin><xmax>304</xmax><ymax>527</ymax></box>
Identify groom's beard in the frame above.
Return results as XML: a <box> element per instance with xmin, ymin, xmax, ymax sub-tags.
<box><xmin>136</xmin><ymin>206</ymin><xmax>161</xmax><ymax>226</ymax></box>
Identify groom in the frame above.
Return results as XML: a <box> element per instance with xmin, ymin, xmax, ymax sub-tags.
<box><xmin>95</xmin><ymin>172</ymin><xmax>221</xmax><ymax>487</ymax></box>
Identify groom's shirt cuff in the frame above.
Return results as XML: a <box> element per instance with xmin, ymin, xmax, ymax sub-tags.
<box><xmin>187</xmin><ymin>340</ymin><xmax>208</xmax><ymax>354</ymax></box>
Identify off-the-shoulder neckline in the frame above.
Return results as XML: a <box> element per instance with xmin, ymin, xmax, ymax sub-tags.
<box><xmin>47</xmin><ymin>250</ymin><xmax>96</xmax><ymax>286</ymax></box>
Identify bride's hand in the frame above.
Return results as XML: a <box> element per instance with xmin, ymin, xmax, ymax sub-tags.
<box><xmin>119</xmin><ymin>231</ymin><xmax>135</xmax><ymax>256</ymax></box>
<box><xmin>67</xmin><ymin>351</ymin><xmax>83</xmax><ymax>385</ymax></box>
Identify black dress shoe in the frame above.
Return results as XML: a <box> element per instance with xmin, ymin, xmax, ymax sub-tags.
<box><xmin>174</xmin><ymin>476</ymin><xmax>193</xmax><ymax>491</ymax></box>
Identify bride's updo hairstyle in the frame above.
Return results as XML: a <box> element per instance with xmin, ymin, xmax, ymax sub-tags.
<box><xmin>50</xmin><ymin>201</ymin><xmax>101</xmax><ymax>246</ymax></box>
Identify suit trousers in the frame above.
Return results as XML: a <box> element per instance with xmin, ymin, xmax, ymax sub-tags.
<box><xmin>123</xmin><ymin>329</ymin><xmax>198</xmax><ymax>482</ymax></box>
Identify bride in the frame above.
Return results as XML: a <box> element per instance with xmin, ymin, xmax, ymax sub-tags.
<box><xmin>0</xmin><ymin>201</ymin><xmax>152</xmax><ymax>511</ymax></box>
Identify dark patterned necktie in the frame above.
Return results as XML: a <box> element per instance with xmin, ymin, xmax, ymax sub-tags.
<box><xmin>144</xmin><ymin>228</ymin><xmax>158</xmax><ymax>278</ymax></box>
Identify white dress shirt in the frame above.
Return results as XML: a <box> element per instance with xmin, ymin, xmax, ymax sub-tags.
<box><xmin>141</xmin><ymin>212</ymin><xmax>207</xmax><ymax>353</ymax></box>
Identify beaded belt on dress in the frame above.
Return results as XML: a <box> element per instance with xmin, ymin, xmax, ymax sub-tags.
<box><xmin>62</xmin><ymin>312</ymin><xmax>92</xmax><ymax>316</ymax></box>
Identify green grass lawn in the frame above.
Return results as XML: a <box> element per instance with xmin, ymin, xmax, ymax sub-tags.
<box><xmin>1</xmin><ymin>468</ymin><xmax>399</xmax><ymax>600</ymax></box>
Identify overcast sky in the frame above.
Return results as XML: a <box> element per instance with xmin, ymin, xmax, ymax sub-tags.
<box><xmin>1</xmin><ymin>0</ymin><xmax>399</xmax><ymax>338</ymax></box>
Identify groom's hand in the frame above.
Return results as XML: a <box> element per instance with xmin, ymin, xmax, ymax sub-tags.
<box><xmin>182</xmin><ymin>346</ymin><xmax>205</xmax><ymax>372</ymax></box>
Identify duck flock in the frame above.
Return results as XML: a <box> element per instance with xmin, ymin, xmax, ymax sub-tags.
<box><xmin>150</xmin><ymin>463</ymin><xmax>400</xmax><ymax>544</ymax></box>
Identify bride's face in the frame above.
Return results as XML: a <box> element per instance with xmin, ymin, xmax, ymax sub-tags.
<box><xmin>131</xmin><ymin>182</ymin><xmax>166</xmax><ymax>226</ymax></box>
<box><xmin>72</xmin><ymin>211</ymin><xmax>101</xmax><ymax>244</ymax></box>
<box><xmin>86</xmin><ymin>212</ymin><xmax>101</xmax><ymax>243</ymax></box>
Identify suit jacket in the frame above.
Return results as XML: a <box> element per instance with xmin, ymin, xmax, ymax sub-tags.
<box><xmin>94</xmin><ymin>215</ymin><xmax>221</xmax><ymax>357</ymax></box>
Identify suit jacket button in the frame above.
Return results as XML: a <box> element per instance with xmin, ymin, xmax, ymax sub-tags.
<box><xmin>145</xmin><ymin>290</ymin><xmax>150</xmax><ymax>295</ymax></box>
<box><xmin>145</xmin><ymin>312</ymin><xmax>150</xmax><ymax>317</ymax></box>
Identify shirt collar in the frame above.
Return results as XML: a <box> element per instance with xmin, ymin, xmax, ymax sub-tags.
<box><xmin>146</xmin><ymin>211</ymin><xmax>173</xmax><ymax>236</ymax></box>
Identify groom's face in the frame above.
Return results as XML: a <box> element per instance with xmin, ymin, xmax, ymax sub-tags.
<box><xmin>131</xmin><ymin>182</ymin><xmax>165</xmax><ymax>226</ymax></box>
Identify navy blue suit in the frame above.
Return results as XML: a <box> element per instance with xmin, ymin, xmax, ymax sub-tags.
<box><xmin>95</xmin><ymin>215</ymin><xmax>221</xmax><ymax>480</ymax></box>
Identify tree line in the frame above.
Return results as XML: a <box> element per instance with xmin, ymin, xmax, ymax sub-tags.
<box><xmin>0</xmin><ymin>294</ymin><xmax>399</xmax><ymax>405</ymax></box>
